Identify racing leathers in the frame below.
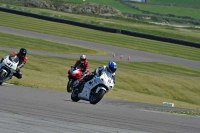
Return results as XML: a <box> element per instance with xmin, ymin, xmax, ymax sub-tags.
<box><xmin>1</xmin><ymin>52</ymin><xmax>28</xmax><ymax>79</ymax></box>
<box><xmin>74</xmin><ymin>60</ymin><xmax>89</xmax><ymax>75</ymax></box>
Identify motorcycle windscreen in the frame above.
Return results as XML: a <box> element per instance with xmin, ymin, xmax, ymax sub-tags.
<box><xmin>9</xmin><ymin>55</ymin><xmax>19</xmax><ymax>63</ymax></box>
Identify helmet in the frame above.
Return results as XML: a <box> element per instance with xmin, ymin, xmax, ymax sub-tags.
<box><xmin>18</xmin><ymin>48</ymin><xmax>27</xmax><ymax>58</ymax></box>
<box><xmin>107</xmin><ymin>61</ymin><xmax>117</xmax><ymax>73</ymax></box>
<box><xmin>80</xmin><ymin>55</ymin><xmax>87</xmax><ymax>63</ymax></box>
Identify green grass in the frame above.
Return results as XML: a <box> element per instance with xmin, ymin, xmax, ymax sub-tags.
<box><xmin>1</xmin><ymin>12</ymin><xmax>200</xmax><ymax>61</ymax></box>
<box><xmin>1</xmin><ymin>4</ymin><xmax>200</xmax><ymax>42</ymax></box>
<box><xmin>1</xmin><ymin>50</ymin><xmax>200</xmax><ymax>110</ymax></box>
<box><xmin>2</xmin><ymin>31</ymin><xmax>200</xmax><ymax>77</ymax></box>
<box><xmin>148</xmin><ymin>0</ymin><xmax>200</xmax><ymax>6</ymax></box>
<box><xmin>0</xmin><ymin>32</ymin><xmax>108</xmax><ymax>55</ymax></box>
<box><xmin>130</xmin><ymin>3</ymin><xmax>200</xmax><ymax>19</ymax></box>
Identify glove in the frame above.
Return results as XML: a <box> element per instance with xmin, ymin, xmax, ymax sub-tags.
<box><xmin>90</xmin><ymin>72</ymin><xmax>95</xmax><ymax>76</ymax></box>
<box><xmin>82</xmin><ymin>72</ymin><xmax>86</xmax><ymax>76</ymax></box>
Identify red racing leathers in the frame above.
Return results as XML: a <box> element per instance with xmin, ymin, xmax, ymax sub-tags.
<box><xmin>74</xmin><ymin>60</ymin><xmax>89</xmax><ymax>75</ymax></box>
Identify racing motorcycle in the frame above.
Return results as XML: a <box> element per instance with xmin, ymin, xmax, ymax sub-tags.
<box><xmin>71</xmin><ymin>71</ymin><xmax>115</xmax><ymax>104</ymax></box>
<box><xmin>67</xmin><ymin>66</ymin><xmax>84</xmax><ymax>92</ymax></box>
<box><xmin>0</xmin><ymin>55</ymin><xmax>19</xmax><ymax>85</ymax></box>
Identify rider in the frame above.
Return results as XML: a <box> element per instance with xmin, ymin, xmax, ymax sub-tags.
<box><xmin>77</xmin><ymin>61</ymin><xmax>117</xmax><ymax>91</ymax></box>
<box><xmin>1</xmin><ymin>48</ymin><xmax>28</xmax><ymax>79</ymax></box>
<box><xmin>73</xmin><ymin>55</ymin><xmax>89</xmax><ymax>76</ymax></box>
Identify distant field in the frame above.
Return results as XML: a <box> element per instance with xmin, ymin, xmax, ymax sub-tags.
<box><xmin>1</xmin><ymin>0</ymin><xmax>200</xmax><ymax>25</ymax></box>
<box><xmin>1</xmin><ymin>4</ymin><xmax>200</xmax><ymax>41</ymax></box>
<box><xmin>130</xmin><ymin>3</ymin><xmax>200</xmax><ymax>19</ymax></box>
<box><xmin>1</xmin><ymin>12</ymin><xmax>200</xmax><ymax>61</ymax></box>
<box><xmin>2</xmin><ymin>0</ymin><xmax>139</xmax><ymax>14</ymax></box>
<box><xmin>62</xmin><ymin>0</ymin><xmax>142</xmax><ymax>14</ymax></box>
<box><xmin>148</xmin><ymin>0</ymin><xmax>200</xmax><ymax>6</ymax></box>
<box><xmin>53</xmin><ymin>0</ymin><xmax>200</xmax><ymax>7</ymax></box>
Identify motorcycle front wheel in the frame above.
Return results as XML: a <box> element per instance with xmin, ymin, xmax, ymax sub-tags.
<box><xmin>0</xmin><ymin>71</ymin><xmax>6</xmax><ymax>85</ymax></box>
<box><xmin>67</xmin><ymin>79</ymin><xmax>73</xmax><ymax>92</ymax></box>
<box><xmin>90</xmin><ymin>89</ymin><xmax>106</xmax><ymax>105</ymax></box>
<box><xmin>71</xmin><ymin>88</ymin><xmax>80</xmax><ymax>102</ymax></box>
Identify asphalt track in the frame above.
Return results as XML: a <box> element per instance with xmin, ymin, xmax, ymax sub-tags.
<box><xmin>0</xmin><ymin>26</ymin><xmax>200</xmax><ymax>133</ymax></box>
<box><xmin>0</xmin><ymin>85</ymin><xmax>200</xmax><ymax>133</ymax></box>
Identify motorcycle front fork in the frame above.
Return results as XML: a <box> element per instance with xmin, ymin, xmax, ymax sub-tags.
<box><xmin>4</xmin><ymin>72</ymin><xmax>13</xmax><ymax>81</ymax></box>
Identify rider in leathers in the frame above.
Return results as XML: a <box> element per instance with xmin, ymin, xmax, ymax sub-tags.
<box><xmin>73</xmin><ymin>55</ymin><xmax>89</xmax><ymax>76</ymax></box>
<box><xmin>77</xmin><ymin>61</ymin><xmax>117</xmax><ymax>92</ymax></box>
<box><xmin>1</xmin><ymin>48</ymin><xmax>28</xmax><ymax>79</ymax></box>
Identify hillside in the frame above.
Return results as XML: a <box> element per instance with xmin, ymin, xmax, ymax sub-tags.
<box><xmin>1</xmin><ymin>0</ymin><xmax>200</xmax><ymax>26</ymax></box>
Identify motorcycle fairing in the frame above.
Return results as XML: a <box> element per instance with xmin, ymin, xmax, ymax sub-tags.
<box><xmin>78</xmin><ymin>76</ymin><xmax>101</xmax><ymax>100</ymax></box>
<box><xmin>0</xmin><ymin>55</ymin><xmax>19</xmax><ymax>82</ymax></box>
<box><xmin>68</xmin><ymin>68</ymin><xmax>82</xmax><ymax>79</ymax></box>
<box><xmin>78</xmin><ymin>72</ymin><xmax>114</xmax><ymax>100</ymax></box>
<box><xmin>2</xmin><ymin>55</ymin><xmax>18</xmax><ymax>71</ymax></box>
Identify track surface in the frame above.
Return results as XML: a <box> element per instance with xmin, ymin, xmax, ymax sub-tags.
<box><xmin>0</xmin><ymin>85</ymin><xmax>200</xmax><ymax>133</ymax></box>
<box><xmin>0</xmin><ymin>26</ymin><xmax>200</xmax><ymax>133</ymax></box>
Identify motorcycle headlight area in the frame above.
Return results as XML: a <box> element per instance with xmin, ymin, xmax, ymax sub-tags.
<box><xmin>5</xmin><ymin>60</ymin><xmax>16</xmax><ymax>71</ymax></box>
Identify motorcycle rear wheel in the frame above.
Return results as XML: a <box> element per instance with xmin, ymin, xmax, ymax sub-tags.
<box><xmin>90</xmin><ymin>89</ymin><xmax>106</xmax><ymax>105</ymax></box>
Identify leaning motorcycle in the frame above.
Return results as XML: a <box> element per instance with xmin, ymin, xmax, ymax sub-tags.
<box><xmin>71</xmin><ymin>71</ymin><xmax>115</xmax><ymax>104</ymax></box>
<box><xmin>0</xmin><ymin>55</ymin><xmax>19</xmax><ymax>85</ymax></box>
<box><xmin>67</xmin><ymin>66</ymin><xmax>84</xmax><ymax>92</ymax></box>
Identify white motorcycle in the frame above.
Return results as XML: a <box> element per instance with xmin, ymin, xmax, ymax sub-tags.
<box><xmin>0</xmin><ymin>55</ymin><xmax>19</xmax><ymax>85</ymax></box>
<box><xmin>71</xmin><ymin>71</ymin><xmax>115</xmax><ymax>104</ymax></box>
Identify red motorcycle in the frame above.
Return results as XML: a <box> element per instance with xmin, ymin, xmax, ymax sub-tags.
<box><xmin>67</xmin><ymin>66</ymin><xmax>84</xmax><ymax>92</ymax></box>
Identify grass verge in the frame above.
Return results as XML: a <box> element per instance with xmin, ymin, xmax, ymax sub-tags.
<box><xmin>157</xmin><ymin>110</ymin><xmax>200</xmax><ymax>116</ymax></box>
<box><xmin>0</xmin><ymin>32</ymin><xmax>109</xmax><ymax>55</ymax></box>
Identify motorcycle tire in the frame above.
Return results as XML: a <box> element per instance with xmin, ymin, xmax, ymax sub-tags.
<box><xmin>0</xmin><ymin>71</ymin><xmax>5</xmax><ymax>79</ymax></box>
<box><xmin>90</xmin><ymin>89</ymin><xmax>106</xmax><ymax>105</ymax></box>
<box><xmin>71</xmin><ymin>88</ymin><xmax>80</xmax><ymax>102</ymax></box>
<box><xmin>67</xmin><ymin>79</ymin><xmax>73</xmax><ymax>92</ymax></box>
<box><xmin>0</xmin><ymin>71</ymin><xmax>6</xmax><ymax>85</ymax></box>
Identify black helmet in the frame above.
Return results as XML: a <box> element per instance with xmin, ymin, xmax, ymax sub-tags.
<box><xmin>18</xmin><ymin>48</ymin><xmax>27</xmax><ymax>58</ymax></box>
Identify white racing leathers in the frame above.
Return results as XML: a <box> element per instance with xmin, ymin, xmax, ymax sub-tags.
<box><xmin>94</xmin><ymin>66</ymin><xmax>116</xmax><ymax>84</ymax></box>
<box><xmin>71</xmin><ymin>66</ymin><xmax>116</xmax><ymax>104</ymax></box>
